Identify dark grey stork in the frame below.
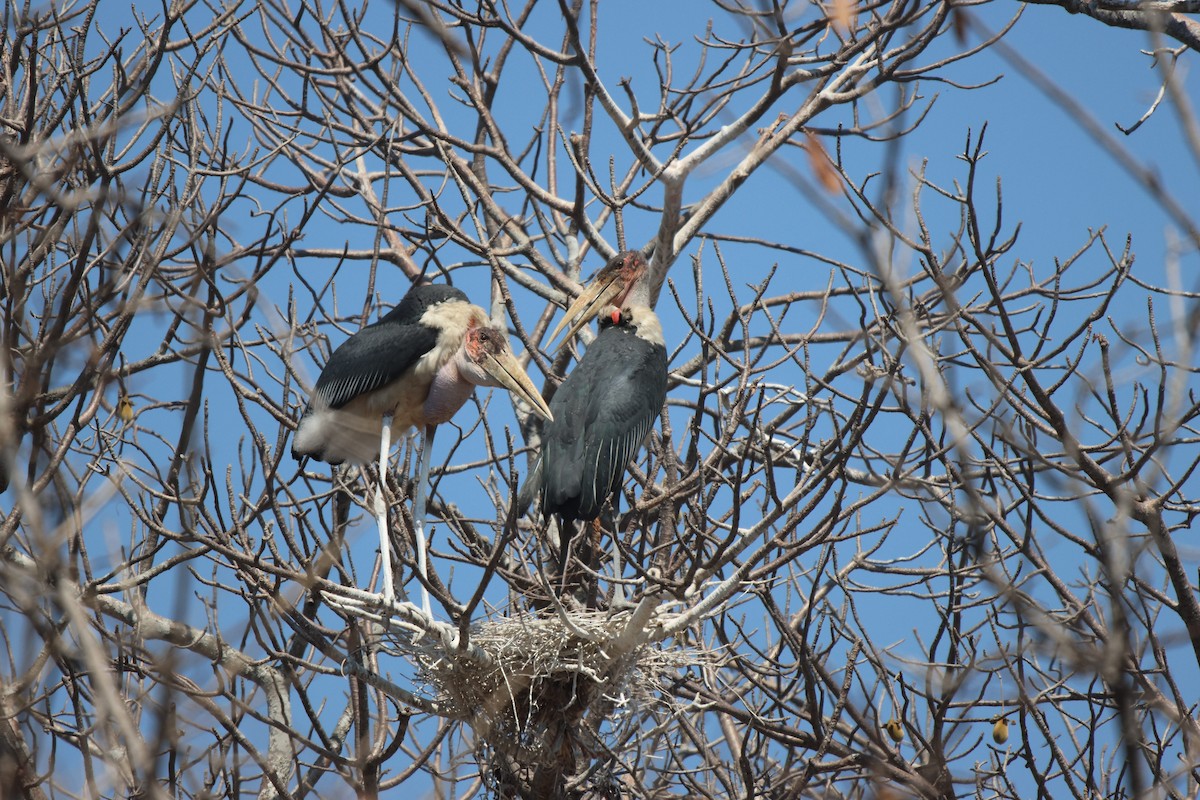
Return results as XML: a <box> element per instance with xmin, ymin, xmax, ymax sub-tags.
<box><xmin>525</xmin><ymin>251</ymin><xmax>668</xmax><ymax>573</ymax></box>
<box><xmin>293</xmin><ymin>283</ymin><xmax>552</xmax><ymax>611</ymax></box>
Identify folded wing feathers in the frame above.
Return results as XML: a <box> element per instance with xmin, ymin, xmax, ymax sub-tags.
<box><xmin>306</xmin><ymin>321</ymin><xmax>440</xmax><ymax>412</ymax></box>
<box><xmin>586</xmin><ymin>408</ymin><xmax>655</xmax><ymax>515</ymax></box>
<box><xmin>315</xmin><ymin>370</ymin><xmax>388</xmax><ymax>410</ymax></box>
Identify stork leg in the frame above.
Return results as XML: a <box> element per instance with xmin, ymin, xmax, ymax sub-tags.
<box><xmin>375</xmin><ymin>413</ymin><xmax>396</xmax><ymax>605</ymax></box>
<box><xmin>611</xmin><ymin>526</ymin><xmax>625</xmax><ymax>605</ymax></box>
<box><xmin>411</xmin><ymin>424</ymin><xmax>435</xmax><ymax>618</ymax></box>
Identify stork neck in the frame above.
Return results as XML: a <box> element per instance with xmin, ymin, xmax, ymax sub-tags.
<box><xmin>424</xmin><ymin>357</ymin><xmax>476</xmax><ymax>425</ymax></box>
<box><xmin>623</xmin><ymin>281</ymin><xmax>652</xmax><ymax>308</ymax></box>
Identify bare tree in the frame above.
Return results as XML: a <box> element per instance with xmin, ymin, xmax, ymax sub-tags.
<box><xmin>3</xmin><ymin>1</ymin><xmax>1199</xmax><ymax>799</ymax></box>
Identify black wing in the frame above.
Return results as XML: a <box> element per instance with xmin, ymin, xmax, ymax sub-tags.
<box><xmin>542</xmin><ymin>323</ymin><xmax>667</xmax><ymax>520</ymax></box>
<box><xmin>312</xmin><ymin>317</ymin><xmax>439</xmax><ymax>410</ymax></box>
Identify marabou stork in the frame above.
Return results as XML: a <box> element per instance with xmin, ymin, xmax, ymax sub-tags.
<box><xmin>293</xmin><ymin>283</ymin><xmax>553</xmax><ymax>612</ymax></box>
<box><xmin>525</xmin><ymin>251</ymin><xmax>668</xmax><ymax>572</ymax></box>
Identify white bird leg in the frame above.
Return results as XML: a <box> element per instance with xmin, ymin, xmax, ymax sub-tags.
<box><xmin>411</xmin><ymin>423</ymin><xmax>435</xmax><ymax>618</ymax></box>
<box><xmin>375</xmin><ymin>413</ymin><xmax>395</xmax><ymax>605</ymax></box>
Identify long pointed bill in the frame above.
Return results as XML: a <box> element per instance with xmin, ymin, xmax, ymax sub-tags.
<box><xmin>546</xmin><ymin>274</ymin><xmax>625</xmax><ymax>347</ymax></box>
<box><xmin>482</xmin><ymin>349</ymin><xmax>554</xmax><ymax>421</ymax></box>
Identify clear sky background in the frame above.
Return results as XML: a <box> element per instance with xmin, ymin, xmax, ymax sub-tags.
<box><xmin>275</xmin><ymin>3</ymin><xmax>1199</xmax><ymax>792</ymax></box>
<box><xmin>11</xmin><ymin>0</ymin><xmax>1199</xmax><ymax>796</ymax></box>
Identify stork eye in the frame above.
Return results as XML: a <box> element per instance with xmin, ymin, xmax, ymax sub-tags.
<box><xmin>474</xmin><ymin>326</ymin><xmax>504</xmax><ymax>354</ymax></box>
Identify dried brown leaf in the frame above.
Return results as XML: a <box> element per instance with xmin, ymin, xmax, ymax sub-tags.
<box><xmin>805</xmin><ymin>133</ymin><xmax>841</xmax><ymax>193</ymax></box>
<box><xmin>829</xmin><ymin>0</ymin><xmax>857</xmax><ymax>32</ymax></box>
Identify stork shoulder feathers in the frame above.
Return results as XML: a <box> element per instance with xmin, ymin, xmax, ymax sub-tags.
<box><xmin>308</xmin><ymin>318</ymin><xmax>440</xmax><ymax>413</ymax></box>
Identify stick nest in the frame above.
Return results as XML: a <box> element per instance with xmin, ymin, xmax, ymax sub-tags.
<box><xmin>415</xmin><ymin>609</ymin><xmax>699</xmax><ymax>762</ymax></box>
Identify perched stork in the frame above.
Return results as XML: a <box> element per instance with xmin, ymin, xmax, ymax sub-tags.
<box><xmin>525</xmin><ymin>251</ymin><xmax>668</xmax><ymax>572</ymax></box>
<box><xmin>293</xmin><ymin>283</ymin><xmax>552</xmax><ymax>612</ymax></box>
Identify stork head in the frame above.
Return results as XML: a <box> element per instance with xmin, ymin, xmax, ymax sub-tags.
<box><xmin>548</xmin><ymin>250</ymin><xmax>649</xmax><ymax>346</ymax></box>
<box><xmin>459</xmin><ymin>322</ymin><xmax>554</xmax><ymax>421</ymax></box>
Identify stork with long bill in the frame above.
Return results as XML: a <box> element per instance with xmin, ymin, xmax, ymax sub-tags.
<box><xmin>294</xmin><ymin>283</ymin><xmax>552</xmax><ymax>614</ymax></box>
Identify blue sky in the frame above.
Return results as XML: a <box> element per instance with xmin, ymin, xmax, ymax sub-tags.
<box><xmin>9</xmin><ymin>0</ymin><xmax>1199</xmax><ymax>796</ymax></box>
<box><xmin>276</xmin><ymin>4</ymin><xmax>1198</xmax><ymax>792</ymax></box>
